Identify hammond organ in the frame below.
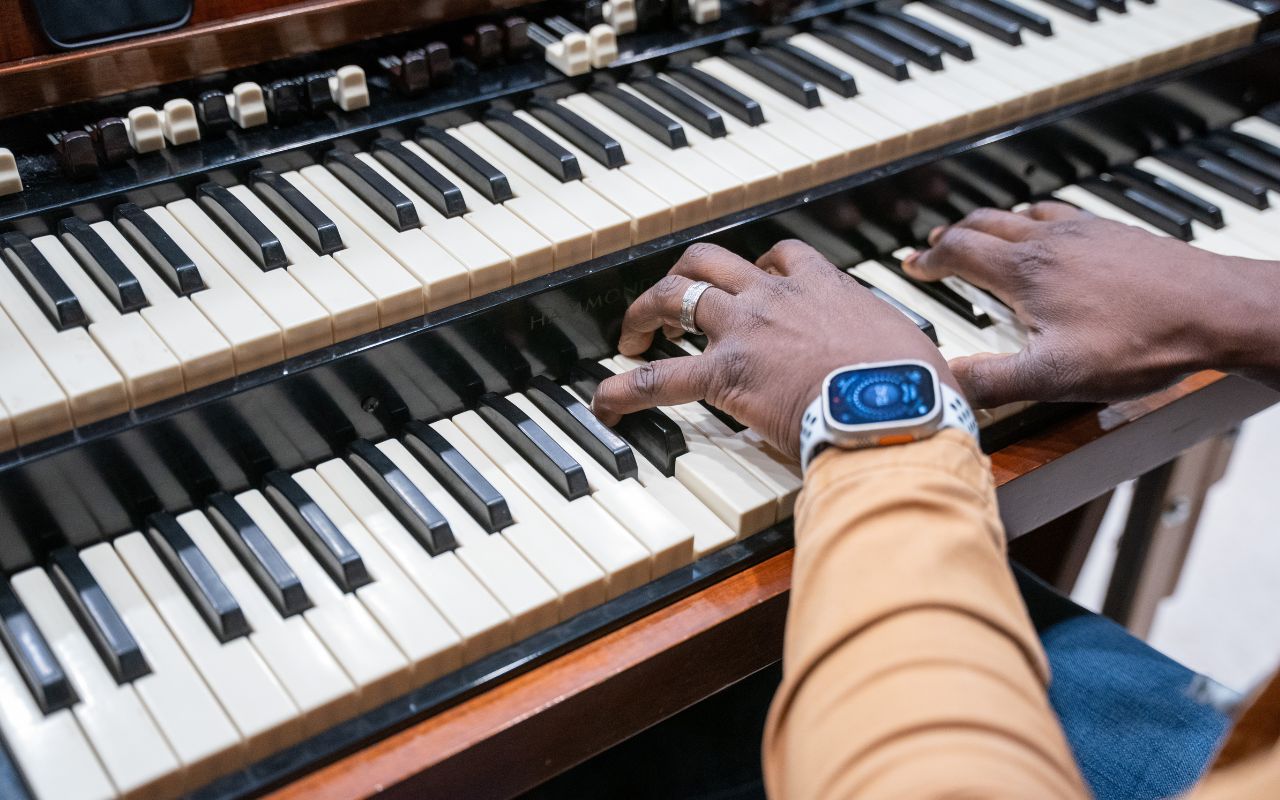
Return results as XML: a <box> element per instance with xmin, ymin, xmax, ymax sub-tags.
<box><xmin>0</xmin><ymin>0</ymin><xmax>1277</xmax><ymax>796</ymax></box>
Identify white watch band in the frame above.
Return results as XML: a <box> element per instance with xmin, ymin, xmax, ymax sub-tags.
<box><xmin>800</xmin><ymin>382</ymin><xmax>979</xmax><ymax>473</ymax></box>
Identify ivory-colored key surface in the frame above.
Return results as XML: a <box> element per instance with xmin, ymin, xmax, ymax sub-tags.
<box><xmin>0</xmin><ymin>305</ymin><xmax>70</xmax><ymax>447</ymax></box>
<box><xmin>455</xmin><ymin>409</ymin><xmax>651</xmax><ymax>596</ymax></box>
<box><xmin>34</xmin><ymin>236</ymin><xmax>185</xmax><ymax>408</ymax></box>
<box><xmin>0</xmin><ymin>147</ymin><xmax>21</xmax><ymax>196</ymax></box>
<box><xmin>293</xmin><ymin>469</ymin><xmax>464</xmax><ymax>682</ymax></box>
<box><xmin>228</xmin><ymin>82</ymin><xmax>268</xmax><ymax>128</ymax></box>
<box><xmin>161</xmin><ymin>98</ymin><xmax>201</xmax><ymax>145</ymax></box>
<box><xmin>378</xmin><ymin>433</ymin><xmax>560</xmax><ymax>640</ymax></box>
<box><xmin>235</xmin><ymin>490</ymin><xmax>414</xmax><ymax>710</ymax></box>
<box><xmin>90</xmin><ymin>221</ymin><xmax>236</xmax><ymax>388</ymax></box>
<box><xmin>330</xmin><ymin>65</ymin><xmax>370</xmax><ymax>111</ymax></box>
<box><xmin>12</xmin><ymin>568</ymin><xmax>184</xmax><ymax>799</ymax></box>
<box><xmin>143</xmin><ymin>207</ymin><xmax>286</xmax><ymax>372</ymax></box>
<box><xmin>279</xmin><ymin>170</ymin><xmax>430</xmax><ymax>321</ymax></box>
<box><xmin>126</xmin><ymin>106</ymin><xmax>166</xmax><ymax>153</ymax></box>
<box><xmin>181</xmin><ymin>510</ymin><xmax>358</xmax><ymax>734</ymax></box>
<box><xmin>114</xmin><ymin>531</ymin><xmax>305</xmax><ymax>755</ymax></box>
<box><xmin>318</xmin><ymin>456</ymin><xmax>512</xmax><ymax>659</ymax></box>
<box><xmin>79</xmin><ymin>543</ymin><xmax>244</xmax><ymax>791</ymax></box>
<box><xmin>226</xmin><ymin>185</ymin><xmax>380</xmax><ymax>339</ymax></box>
<box><xmin>0</xmin><ymin>254</ymin><xmax>128</xmax><ymax>427</ymax></box>
<box><xmin>0</xmin><ymin>628</ymin><xmax>115</xmax><ymax>800</ymax></box>
<box><xmin>453</xmin><ymin>122</ymin><xmax>633</xmax><ymax>256</ymax></box>
<box><xmin>166</xmin><ymin>199</ymin><xmax>333</xmax><ymax>357</ymax></box>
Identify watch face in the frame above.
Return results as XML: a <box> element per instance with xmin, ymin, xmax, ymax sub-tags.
<box><xmin>827</xmin><ymin>364</ymin><xmax>936</xmax><ymax>426</ymax></box>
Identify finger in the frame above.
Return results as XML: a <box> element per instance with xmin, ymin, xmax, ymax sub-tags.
<box><xmin>903</xmin><ymin>226</ymin><xmax>1018</xmax><ymax>292</ymax></box>
<box><xmin>669</xmin><ymin>243</ymin><xmax>766</xmax><ymax>294</ymax></box>
<box><xmin>949</xmin><ymin>350</ymin><xmax>1057</xmax><ymax>409</ymax></box>
<box><xmin>943</xmin><ymin>207</ymin><xmax>1039</xmax><ymax>242</ymax></box>
<box><xmin>592</xmin><ymin>356</ymin><xmax>712</xmax><ymax>425</ymax></box>
<box><xmin>1019</xmin><ymin>201</ymin><xmax>1089</xmax><ymax>222</ymax></box>
<box><xmin>756</xmin><ymin>239</ymin><xmax>836</xmax><ymax>278</ymax></box>
<box><xmin>617</xmin><ymin>274</ymin><xmax>735</xmax><ymax>356</ymax></box>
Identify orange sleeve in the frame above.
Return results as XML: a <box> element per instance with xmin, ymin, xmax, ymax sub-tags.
<box><xmin>762</xmin><ymin>430</ymin><xmax>1089</xmax><ymax>799</ymax></box>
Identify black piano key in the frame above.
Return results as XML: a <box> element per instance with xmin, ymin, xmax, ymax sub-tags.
<box><xmin>57</xmin><ymin>217</ymin><xmax>147</xmax><ymax>314</ymax></box>
<box><xmin>477</xmin><ymin>393</ymin><xmax>590</xmax><ymax>501</ymax></box>
<box><xmin>370</xmin><ymin>139</ymin><xmax>468</xmax><ymax>218</ymax></box>
<box><xmin>1221</xmin><ymin>129</ymin><xmax>1280</xmax><ymax>166</ymax></box>
<box><xmin>883</xmin><ymin>259</ymin><xmax>993</xmax><ymax>327</ymax></box>
<box><xmin>0</xmin><ymin>578</ymin><xmax>76</xmax><ymax>713</ymax></box>
<box><xmin>463</xmin><ymin>22</ymin><xmax>503</xmax><ymax>67</ymax></box>
<box><xmin>502</xmin><ymin>17</ymin><xmax>530</xmax><ymax>59</ymax></box>
<box><xmin>879</xmin><ymin>7</ymin><xmax>977</xmax><ymax>60</ymax></box>
<box><xmin>588</xmin><ymin>85</ymin><xmax>688</xmax><ymax>149</ymax></box>
<box><xmin>249</xmin><ymin>169</ymin><xmax>345</xmax><ymax>256</ymax></box>
<box><xmin>973</xmin><ymin>0</ymin><xmax>1053</xmax><ymax>35</ymax></box>
<box><xmin>527</xmin><ymin>97</ymin><xmax>627</xmax><ymax>168</ymax></box>
<box><xmin>631</xmin><ymin>76</ymin><xmax>728</xmax><ymax>138</ymax></box>
<box><xmin>1</xmin><ymin>232</ymin><xmax>88</xmax><ymax>331</ymax></box>
<box><xmin>866</xmin><ymin>285</ymin><xmax>939</xmax><ymax>344</ymax></box>
<box><xmin>114</xmin><ymin>203</ymin><xmax>205</xmax><ymax>296</ymax></box>
<box><xmin>381</xmin><ymin>50</ymin><xmax>431</xmax><ymax>95</ymax></box>
<box><xmin>1037</xmin><ymin>0</ymin><xmax>1099</xmax><ymax>21</ymax></box>
<box><xmin>1080</xmin><ymin>176</ymin><xmax>1195</xmax><ymax>240</ymax></box>
<box><xmin>196</xmin><ymin>182</ymin><xmax>288</xmax><ymax>271</ymax></box>
<box><xmin>263</xmin><ymin>79</ymin><xmax>303</xmax><ymax>124</ymax></box>
<box><xmin>765</xmin><ymin>43</ymin><xmax>859</xmax><ymax>97</ymax></box>
<box><xmin>263</xmin><ymin>471</ymin><xmax>372</xmax><ymax>593</ymax></box>
<box><xmin>302</xmin><ymin>72</ymin><xmax>337</xmax><ymax>113</ymax></box>
<box><xmin>52</xmin><ymin>130</ymin><xmax>99</xmax><ymax>180</ymax></box>
<box><xmin>483</xmin><ymin>108</ymin><xmax>583</xmax><ymax>182</ymax></box>
<box><xmin>206</xmin><ymin>491</ymin><xmax>312</xmax><ymax>618</ymax></box>
<box><xmin>1113</xmin><ymin>165</ymin><xmax>1225</xmax><ymax>228</ymax></box>
<box><xmin>918</xmin><ymin>0</ymin><xmax>1021</xmax><ymax>47</ymax></box>
<box><xmin>146</xmin><ymin>512</ymin><xmax>252</xmax><ymax>643</ymax></box>
<box><xmin>1202</xmin><ymin>134</ymin><xmax>1280</xmax><ymax>190</ymax></box>
<box><xmin>844</xmin><ymin>12</ymin><xmax>946</xmax><ymax>71</ymax></box>
<box><xmin>641</xmin><ymin>339</ymin><xmax>746</xmax><ymax>433</ymax></box>
<box><xmin>324</xmin><ymin>149</ymin><xmax>420</xmax><ymax>232</ymax></box>
<box><xmin>415</xmin><ymin>126</ymin><xmax>514</xmax><ymax>203</ymax></box>
<box><xmin>90</xmin><ymin>117</ymin><xmax>131</xmax><ymax>166</ymax></box>
<box><xmin>810</xmin><ymin>19</ymin><xmax>911</xmax><ymax>81</ymax></box>
<box><xmin>721</xmin><ymin>47</ymin><xmax>822</xmax><ymax>108</ymax></box>
<box><xmin>347</xmin><ymin>439</ymin><xmax>457</xmax><ymax>555</ymax></box>
<box><xmin>196</xmin><ymin>91</ymin><xmax>232</xmax><ymax>134</ymax></box>
<box><xmin>425</xmin><ymin>42</ymin><xmax>454</xmax><ymax>86</ymax></box>
<box><xmin>666</xmin><ymin>66</ymin><xmax>767</xmax><ymax>126</ymax></box>
<box><xmin>403</xmin><ymin>419</ymin><xmax>513</xmax><ymax>533</ymax></box>
<box><xmin>49</xmin><ymin>548</ymin><xmax>149</xmax><ymax>684</ymax></box>
<box><xmin>568</xmin><ymin>359</ymin><xmax>688</xmax><ymax>477</ymax></box>
<box><xmin>1159</xmin><ymin>149</ymin><xmax>1269</xmax><ymax>209</ymax></box>
<box><xmin>526</xmin><ymin>375</ymin><xmax>638</xmax><ymax>481</ymax></box>
<box><xmin>1097</xmin><ymin>0</ymin><xmax>1126</xmax><ymax>12</ymax></box>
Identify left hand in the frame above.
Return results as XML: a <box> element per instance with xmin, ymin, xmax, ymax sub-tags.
<box><xmin>591</xmin><ymin>241</ymin><xmax>956</xmax><ymax>460</ymax></box>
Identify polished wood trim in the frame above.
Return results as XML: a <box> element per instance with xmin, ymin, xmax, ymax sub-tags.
<box><xmin>0</xmin><ymin>0</ymin><xmax>533</xmax><ymax>118</ymax></box>
<box><xmin>263</xmin><ymin>372</ymin><xmax>1277</xmax><ymax>800</ymax></box>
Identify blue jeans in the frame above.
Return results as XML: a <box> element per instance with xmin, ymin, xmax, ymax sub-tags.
<box><xmin>523</xmin><ymin>565</ymin><xmax>1233</xmax><ymax>800</ymax></box>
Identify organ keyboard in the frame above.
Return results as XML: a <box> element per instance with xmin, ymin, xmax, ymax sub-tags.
<box><xmin>0</xmin><ymin>0</ymin><xmax>1278</xmax><ymax>796</ymax></box>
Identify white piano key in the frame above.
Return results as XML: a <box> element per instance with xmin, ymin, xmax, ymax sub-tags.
<box><xmin>142</xmin><ymin>207</ymin><xmax>286</xmax><ymax>372</ymax></box>
<box><xmin>160</xmin><ymin>98</ymin><xmax>201</xmax><ymax>146</ymax></box>
<box><xmin>507</xmin><ymin>391</ymin><xmax>695</xmax><ymax>576</ymax></box>
<box><xmin>166</xmin><ymin>199</ymin><xmax>333</xmax><ymax>358</ymax></box>
<box><xmin>0</xmin><ymin>250</ymin><xmax>127</xmax><ymax>428</ymax></box>
<box><xmin>228</xmin><ymin>82</ymin><xmax>268</xmax><ymax>128</ymax></box>
<box><xmin>79</xmin><ymin>543</ymin><xmax>243</xmax><ymax>791</ymax></box>
<box><xmin>180</xmin><ymin>510</ymin><xmax>358</xmax><ymax>735</ymax></box>
<box><xmin>126</xmin><ymin>106</ymin><xmax>165</xmax><ymax>154</ymax></box>
<box><xmin>33</xmin><ymin>235</ymin><xmax>185</xmax><ymax>408</ymax></box>
<box><xmin>317</xmin><ymin>456</ymin><xmax>512</xmax><ymax>659</ymax></box>
<box><xmin>292</xmin><ymin>469</ymin><xmax>463</xmax><ymax>682</ymax></box>
<box><xmin>453</xmin><ymin>121</ymin><xmax>633</xmax><ymax>256</ymax></box>
<box><xmin>89</xmin><ymin>222</ymin><xmax>235</xmax><ymax>390</ymax></box>
<box><xmin>113</xmin><ymin>531</ymin><xmax>304</xmax><ymax>755</ymax></box>
<box><xmin>234</xmin><ymin>489</ymin><xmax>413</xmax><ymax>710</ymax></box>
<box><xmin>454</xmin><ymin>406</ymin><xmax>651</xmax><ymax>596</ymax></box>
<box><xmin>0</xmin><ymin>148</ymin><xmax>21</xmax><ymax>196</ymax></box>
<box><xmin>378</xmin><ymin>432</ymin><xmax>560</xmax><ymax>640</ymax></box>
<box><xmin>12</xmin><ymin>568</ymin><xmax>183</xmax><ymax>799</ymax></box>
<box><xmin>514</xmin><ymin>110</ymin><xmax>674</xmax><ymax>241</ymax></box>
<box><xmin>0</xmin><ymin>304</ymin><xmax>70</xmax><ymax>446</ymax></box>
<box><xmin>0</xmin><ymin>628</ymin><xmax>114</xmax><ymax>800</ymax></box>
<box><xmin>1133</xmin><ymin>155</ymin><xmax>1280</xmax><ymax>250</ymax></box>
<box><xmin>225</xmin><ymin>185</ymin><xmax>380</xmax><ymax>340</ymax></box>
<box><xmin>278</xmin><ymin>169</ymin><xmax>430</xmax><ymax>322</ymax></box>
<box><xmin>330</xmin><ymin>65</ymin><xmax>370</xmax><ymax>112</ymax></box>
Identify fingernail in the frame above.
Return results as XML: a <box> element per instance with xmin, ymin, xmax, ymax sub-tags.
<box><xmin>927</xmin><ymin>226</ymin><xmax>945</xmax><ymax>246</ymax></box>
<box><xmin>901</xmin><ymin>250</ymin><xmax>919</xmax><ymax>267</ymax></box>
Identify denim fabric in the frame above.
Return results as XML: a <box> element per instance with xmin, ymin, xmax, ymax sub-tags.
<box><xmin>523</xmin><ymin>568</ymin><xmax>1233</xmax><ymax>800</ymax></box>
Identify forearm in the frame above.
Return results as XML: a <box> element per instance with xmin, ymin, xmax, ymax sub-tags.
<box><xmin>762</xmin><ymin>431</ymin><xmax>1088</xmax><ymax>799</ymax></box>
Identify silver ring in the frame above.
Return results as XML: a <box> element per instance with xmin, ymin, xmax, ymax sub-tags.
<box><xmin>680</xmin><ymin>280</ymin><xmax>713</xmax><ymax>335</ymax></box>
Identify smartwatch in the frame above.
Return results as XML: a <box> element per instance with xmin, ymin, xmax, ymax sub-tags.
<box><xmin>799</xmin><ymin>360</ymin><xmax>979</xmax><ymax>473</ymax></box>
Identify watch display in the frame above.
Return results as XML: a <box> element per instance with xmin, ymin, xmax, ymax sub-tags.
<box><xmin>826</xmin><ymin>364</ymin><xmax>936</xmax><ymax>426</ymax></box>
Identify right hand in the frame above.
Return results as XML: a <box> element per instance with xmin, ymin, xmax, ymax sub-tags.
<box><xmin>902</xmin><ymin>202</ymin><xmax>1273</xmax><ymax>408</ymax></box>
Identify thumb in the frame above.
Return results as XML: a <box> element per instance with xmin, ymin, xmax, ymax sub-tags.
<box><xmin>949</xmin><ymin>350</ymin><xmax>1056</xmax><ymax>409</ymax></box>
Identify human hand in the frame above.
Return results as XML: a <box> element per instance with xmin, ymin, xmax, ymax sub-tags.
<box><xmin>903</xmin><ymin>202</ymin><xmax>1270</xmax><ymax>408</ymax></box>
<box><xmin>591</xmin><ymin>241</ymin><xmax>955</xmax><ymax>460</ymax></box>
